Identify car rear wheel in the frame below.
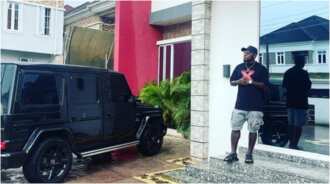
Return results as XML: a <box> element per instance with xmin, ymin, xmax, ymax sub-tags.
<box><xmin>260</xmin><ymin>122</ymin><xmax>289</xmax><ymax>147</ymax></box>
<box><xmin>23</xmin><ymin>138</ymin><xmax>73</xmax><ymax>183</ymax></box>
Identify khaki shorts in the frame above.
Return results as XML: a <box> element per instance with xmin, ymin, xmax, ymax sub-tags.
<box><xmin>231</xmin><ymin>109</ymin><xmax>264</xmax><ymax>133</ymax></box>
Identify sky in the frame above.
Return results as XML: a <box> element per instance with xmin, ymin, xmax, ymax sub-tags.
<box><xmin>63</xmin><ymin>0</ymin><xmax>329</xmax><ymax>36</ymax></box>
<box><xmin>260</xmin><ymin>0</ymin><xmax>329</xmax><ymax>35</ymax></box>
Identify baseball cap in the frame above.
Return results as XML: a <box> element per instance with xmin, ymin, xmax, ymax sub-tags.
<box><xmin>241</xmin><ymin>45</ymin><xmax>258</xmax><ymax>55</ymax></box>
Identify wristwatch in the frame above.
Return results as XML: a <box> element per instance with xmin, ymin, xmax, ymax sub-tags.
<box><xmin>248</xmin><ymin>80</ymin><xmax>253</xmax><ymax>84</ymax></box>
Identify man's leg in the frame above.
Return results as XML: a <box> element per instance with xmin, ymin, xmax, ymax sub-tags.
<box><xmin>231</xmin><ymin>130</ymin><xmax>241</xmax><ymax>154</ymax></box>
<box><xmin>247</xmin><ymin>132</ymin><xmax>257</xmax><ymax>155</ymax></box>
<box><xmin>287</xmin><ymin>108</ymin><xmax>296</xmax><ymax>148</ymax></box>
<box><xmin>288</xmin><ymin>125</ymin><xmax>294</xmax><ymax>147</ymax></box>
<box><xmin>224</xmin><ymin>109</ymin><xmax>246</xmax><ymax>162</ymax></box>
<box><xmin>290</xmin><ymin>126</ymin><xmax>303</xmax><ymax>149</ymax></box>
<box><xmin>246</xmin><ymin>111</ymin><xmax>264</xmax><ymax>163</ymax></box>
<box><xmin>289</xmin><ymin>109</ymin><xmax>305</xmax><ymax>150</ymax></box>
<box><xmin>293</xmin><ymin>126</ymin><xmax>303</xmax><ymax>146</ymax></box>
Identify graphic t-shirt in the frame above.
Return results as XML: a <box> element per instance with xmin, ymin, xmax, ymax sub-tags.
<box><xmin>230</xmin><ymin>62</ymin><xmax>269</xmax><ymax>111</ymax></box>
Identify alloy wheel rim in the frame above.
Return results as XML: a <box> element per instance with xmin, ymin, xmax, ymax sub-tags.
<box><xmin>38</xmin><ymin>144</ymin><xmax>70</xmax><ymax>181</ymax></box>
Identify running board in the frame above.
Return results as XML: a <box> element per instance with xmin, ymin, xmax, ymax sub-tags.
<box><xmin>81</xmin><ymin>140</ymin><xmax>139</xmax><ymax>157</ymax></box>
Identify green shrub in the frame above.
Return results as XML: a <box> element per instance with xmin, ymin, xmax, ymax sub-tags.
<box><xmin>139</xmin><ymin>71</ymin><xmax>191</xmax><ymax>138</ymax></box>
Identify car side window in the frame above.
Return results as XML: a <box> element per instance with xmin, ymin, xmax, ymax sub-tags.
<box><xmin>110</xmin><ymin>74</ymin><xmax>131</xmax><ymax>102</ymax></box>
<box><xmin>21</xmin><ymin>73</ymin><xmax>60</xmax><ymax>105</ymax></box>
<box><xmin>71</xmin><ymin>74</ymin><xmax>98</xmax><ymax>105</ymax></box>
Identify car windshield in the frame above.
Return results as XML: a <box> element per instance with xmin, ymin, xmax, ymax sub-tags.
<box><xmin>1</xmin><ymin>64</ymin><xmax>17</xmax><ymax>114</ymax></box>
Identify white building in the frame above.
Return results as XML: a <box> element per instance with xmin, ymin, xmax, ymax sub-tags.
<box><xmin>0</xmin><ymin>0</ymin><xmax>64</xmax><ymax>63</ymax></box>
<box><xmin>149</xmin><ymin>0</ymin><xmax>329</xmax><ymax>158</ymax></box>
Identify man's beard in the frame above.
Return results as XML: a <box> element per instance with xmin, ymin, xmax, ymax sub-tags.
<box><xmin>244</xmin><ymin>58</ymin><xmax>253</xmax><ymax>62</ymax></box>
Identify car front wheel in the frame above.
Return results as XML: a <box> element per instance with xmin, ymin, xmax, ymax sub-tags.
<box><xmin>138</xmin><ymin>123</ymin><xmax>164</xmax><ymax>156</ymax></box>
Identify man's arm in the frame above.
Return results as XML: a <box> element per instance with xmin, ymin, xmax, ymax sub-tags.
<box><xmin>251</xmin><ymin>81</ymin><xmax>267</xmax><ymax>90</ymax></box>
<box><xmin>231</xmin><ymin>79</ymin><xmax>248</xmax><ymax>86</ymax></box>
<box><xmin>230</xmin><ymin>65</ymin><xmax>248</xmax><ymax>86</ymax></box>
<box><xmin>282</xmin><ymin>72</ymin><xmax>288</xmax><ymax>89</ymax></box>
<box><xmin>251</xmin><ymin>68</ymin><xmax>269</xmax><ymax>91</ymax></box>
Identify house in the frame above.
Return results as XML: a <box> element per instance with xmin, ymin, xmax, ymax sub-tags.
<box><xmin>1</xmin><ymin>0</ymin><xmax>64</xmax><ymax>64</ymax></box>
<box><xmin>115</xmin><ymin>0</ymin><xmax>192</xmax><ymax>95</ymax></box>
<box><xmin>114</xmin><ymin>2</ymin><xmax>328</xmax><ymax>182</ymax></box>
<box><xmin>150</xmin><ymin>1</ymin><xmax>192</xmax><ymax>83</ymax></box>
<box><xmin>64</xmin><ymin>1</ymin><xmax>115</xmax><ymax>33</ymax></box>
<box><xmin>260</xmin><ymin>15</ymin><xmax>329</xmax><ymax>80</ymax></box>
<box><xmin>63</xmin><ymin>1</ymin><xmax>115</xmax><ymax>69</ymax></box>
<box><xmin>260</xmin><ymin>16</ymin><xmax>329</xmax><ymax>125</ymax></box>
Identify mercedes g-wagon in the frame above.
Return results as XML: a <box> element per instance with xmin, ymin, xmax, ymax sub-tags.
<box><xmin>0</xmin><ymin>62</ymin><xmax>166</xmax><ymax>183</ymax></box>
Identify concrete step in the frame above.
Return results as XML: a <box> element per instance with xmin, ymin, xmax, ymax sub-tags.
<box><xmin>166</xmin><ymin>145</ymin><xmax>329</xmax><ymax>183</ymax></box>
<box><xmin>185</xmin><ymin>161</ymin><xmax>266</xmax><ymax>183</ymax></box>
<box><xmin>209</xmin><ymin>156</ymin><xmax>327</xmax><ymax>183</ymax></box>
<box><xmin>239</xmin><ymin>146</ymin><xmax>329</xmax><ymax>182</ymax></box>
<box><xmin>239</xmin><ymin>146</ymin><xmax>329</xmax><ymax>168</ymax></box>
<box><xmin>185</xmin><ymin>158</ymin><xmax>325</xmax><ymax>183</ymax></box>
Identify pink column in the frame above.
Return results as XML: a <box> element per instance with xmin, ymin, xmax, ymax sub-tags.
<box><xmin>114</xmin><ymin>0</ymin><xmax>162</xmax><ymax>96</ymax></box>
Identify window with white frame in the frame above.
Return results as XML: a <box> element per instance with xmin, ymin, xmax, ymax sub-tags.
<box><xmin>6</xmin><ymin>2</ymin><xmax>20</xmax><ymax>31</ymax></box>
<box><xmin>157</xmin><ymin>42</ymin><xmax>191</xmax><ymax>83</ymax></box>
<box><xmin>39</xmin><ymin>7</ymin><xmax>51</xmax><ymax>35</ymax></box>
<box><xmin>20</xmin><ymin>58</ymin><xmax>32</xmax><ymax>62</ymax></box>
<box><xmin>317</xmin><ymin>51</ymin><xmax>327</xmax><ymax>64</ymax></box>
<box><xmin>276</xmin><ymin>52</ymin><xmax>285</xmax><ymax>64</ymax></box>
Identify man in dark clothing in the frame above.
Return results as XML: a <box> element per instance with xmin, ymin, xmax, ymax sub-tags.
<box><xmin>224</xmin><ymin>46</ymin><xmax>269</xmax><ymax>164</ymax></box>
<box><xmin>282</xmin><ymin>54</ymin><xmax>311</xmax><ymax>150</ymax></box>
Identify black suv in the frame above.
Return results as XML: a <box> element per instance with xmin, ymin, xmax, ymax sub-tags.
<box><xmin>0</xmin><ymin>63</ymin><xmax>166</xmax><ymax>183</ymax></box>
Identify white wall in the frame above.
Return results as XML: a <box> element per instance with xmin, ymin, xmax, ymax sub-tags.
<box><xmin>151</xmin><ymin>0</ymin><xmax>191</xmax><ymax>12</ymax></box>
<box><xmin>1</xmin><ymin>1</ymin><xmax>64</xmax><ymax>55</ymax></box>
<box><xmin>1</xmin><ymin>50</ymin><xmax>52</xmax><ymax>63</ymax></box>
<box><xmin>208</xmin><ymin>1</ymin><xmax>260</xmax><ymax>157</ymax></box>
<box><xmin>260</xmin><ymin>41</ymin><xmax>313</xmax><ymax>53</ymax></box>
<box><xmin>311</xmin><ymin>82</ymin><xmax>329</xmax><ymax>89</ymax></box>
<box><xmin>309</xmin><ymin>98</ymin><xmax>329</xmax><ymax>125</ymax></box>
<box><xmin>269</xmin><ymin>64</ymin><xmax>329</xmax><ymax>73</ymax></box>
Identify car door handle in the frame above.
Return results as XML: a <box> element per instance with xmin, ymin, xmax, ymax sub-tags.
<box><xmin>106</xmin><ymin>114</ymin><xmax>111</xmax><ymax>118</ymax></box>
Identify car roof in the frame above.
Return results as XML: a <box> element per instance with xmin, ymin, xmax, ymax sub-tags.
<box><xmin>1</xmin><ymin>62</ymin><xmax>121</xmax><ymax>75</ymax></box>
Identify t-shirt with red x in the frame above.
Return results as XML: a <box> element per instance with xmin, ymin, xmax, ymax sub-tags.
<box><xmin>230</xmin><ymin>61</ymin><xmax>269</xmax><ymax>111</ymax></box>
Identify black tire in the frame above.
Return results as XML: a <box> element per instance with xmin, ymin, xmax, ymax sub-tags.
<box><xmin>260</xmin><ymin>123</ymin><xmax>289</xmax><ymax>147</ymax></box>
<box><xmin>23</xmin><ymin>138</ymin><xmax>73</xmax><ymax>183</ymax></box>
<box><xmin>138</xmin><ymin>123</ymin><xmax>164</xmax><ymax>156</ymax></box>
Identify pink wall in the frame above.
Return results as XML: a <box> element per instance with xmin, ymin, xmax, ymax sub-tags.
<box><xmin>114</xmin><ymin>0</ymin><xmax>162</xmax><ymax>96</ymax></box>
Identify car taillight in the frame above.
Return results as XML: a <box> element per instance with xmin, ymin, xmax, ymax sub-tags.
<box><xmin>0</xmin><ymin>141</ymin><xmax>7</xmax><ymax>151</ymax></box>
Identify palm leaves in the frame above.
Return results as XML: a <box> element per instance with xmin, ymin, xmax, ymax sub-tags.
<box><xmin>139</xmin><ymin>72</ymin><xmax>191</xmax><ymax>138</ymax></box>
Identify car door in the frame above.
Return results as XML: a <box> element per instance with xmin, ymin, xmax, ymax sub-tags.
<box><xmin>104</xmin><ymin>73</ymin><xmax>136</xmax><ymax>143</ymax></box>
<box><xmin>68</xmin><ymin>72</ymin><xmax>103</xmax><ymax>151</ymax></box>
<box><xmin>102</xmin><ymin>73</ymin><xmax>115</xmax><ymax>143</ymax></box>
<box><xmin>10</xmin><ymin>69</ymin><xmax>66</xmax><ymax>151</ymax></box>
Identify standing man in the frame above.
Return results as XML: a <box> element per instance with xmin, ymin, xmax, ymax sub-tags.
<box><xmin>224</xmin><ymin>46</ymin><xmax>269</xmax><ymax>164</ymax></box>
<box><xmin>282</xmin><ymin>54</ymin><xmax>311</xmax><ymax>150</ymax></box>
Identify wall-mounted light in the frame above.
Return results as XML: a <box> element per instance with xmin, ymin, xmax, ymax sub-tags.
<box><xmin>223</xmin><ymin>64</ymin><xmax>231</xmax><ymax>78</ymax></box>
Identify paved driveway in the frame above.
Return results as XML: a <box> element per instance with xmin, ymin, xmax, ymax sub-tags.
<box><xmin>1</xmin><ymin>134</ymin><xmax>190</xmax><ymax>183</ymax></box>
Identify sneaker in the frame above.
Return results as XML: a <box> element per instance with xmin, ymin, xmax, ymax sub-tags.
<box><xmin>245</xmin><ymin>154</ymin><xmax>254</xmax><ymax>164</ymax></box>
<box><xmin>224</xmin><ymin>153</ymin><xmax>239</xmax><ymax>163</ymax></box>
